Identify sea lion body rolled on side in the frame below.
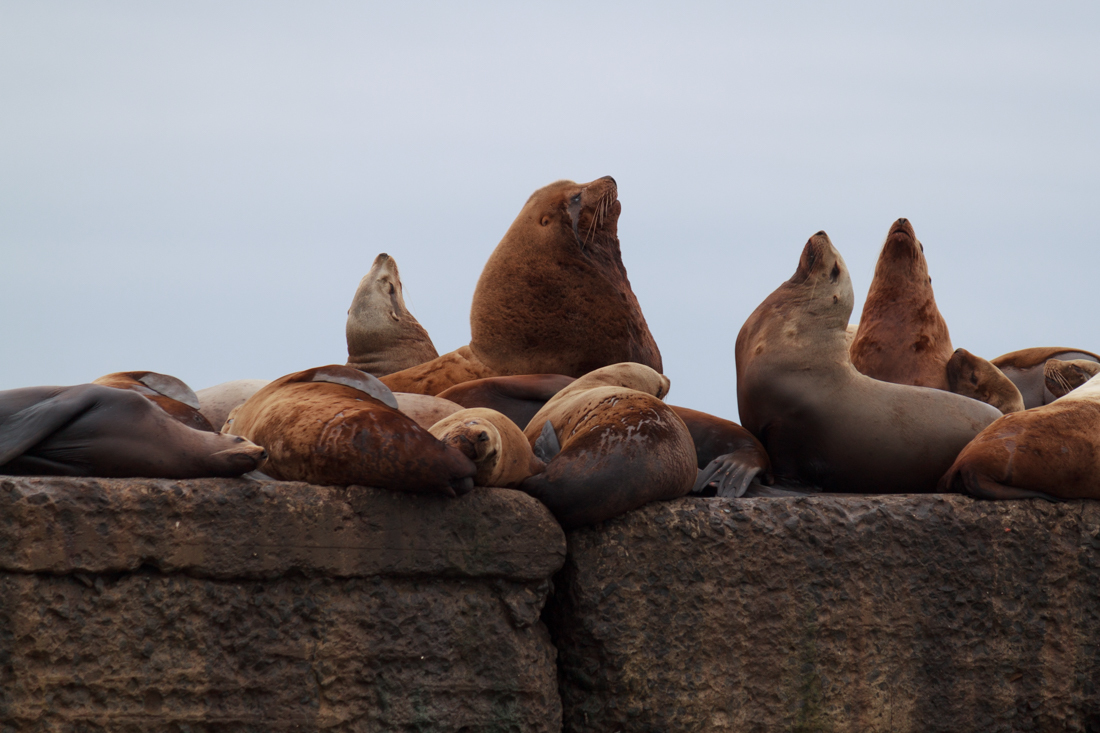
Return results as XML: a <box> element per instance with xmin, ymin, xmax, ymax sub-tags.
<box><xmin>429</xmin><ymin>408</ymin><xmax>545</xmax><ymax>488</ymax></box>
<box><xmin>0</xmin><ymin>384</ymin><xmax>266</xmax><ymax>478</ymax></box>
<box><xmin>520</xmin><ymin>363</ymin><xmax>696</xmax><ymax>529</ymax></box>
<box><xmin>940</xmin><ymin>373</ymin><xmax>1100</xmax><ymax>500</ymax></box>
<box><xmin>93</xmin><ymin>371</ymin><xmax>216</xmax><ymax>432</ymax></box>
<box><xmin>849</xmin><ymin>218</ymin><xmax>953</xmax><ymax>390</ymax></box>
<box><xmin>227</xmin><ymin>365</ymin><xmax>476</xmax><ymax>496</ymax></box>
<box><xmin>992</xmin><ymin>347</ymin><xmax>1100</xmax><ymax>409</ymax></box>
<box><xmin>944</xmin><ymin>348</ymin><xmax>1025</xmax><ymax>414</ymax></box>
<box><xmin>346</xmin><ymin>253</ymin><xmax>439</xmax><ymax>377</ymax></box>
<box><xmin>437</xmin><ymin>374</ymin><xmax>577</xmax><ymax>429</ymax></box>
<box><xmin>381</xmin><ymin>176</ymin><xmax>662</xmax><ymax>395</ymax></box>
<box><xmin>737</xmin><ymin>232</ymin><xmax>1000</xmax><ymax>494</ymax></box>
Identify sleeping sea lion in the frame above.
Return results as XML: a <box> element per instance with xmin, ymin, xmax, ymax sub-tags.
<box><xmin>736</xmin><ymin>231</ymin><xmax>1000</xmax><ymax>494</ymax></box>
<box><xmin>850</xmin><ymin>218</ymin><xmax>954</xmax><ymax>390</ymax></box>
<box><xmin>520</xmin><ymin>363</ymin><xmax>696</xmax><ymax>529</ymax></box>
<box><xmin>0</xmin><ymin>384</ymin><xmax>266</xmax><ymax>478</ymax></box>
<box><xmin>93</xmin><ymin>371</ymin><xmax>216</xmax><ymax>432</ymax></box>
<box><xmin>429</xmin><ymin>408</ymin><xmax>545</xmax><ymax>488</ymax></box>
<box><xmin>944</xmin><ymin>348</ymin><xmax>1025</xmax><ymax>414</ymax></box>
<box><xmin>991</xmin><ymin>347</ymin><xmax>1100</xmax><ymax>408</ymax></box>
<box><xmin>940</xmin><ymin>373</ymin><xmax>1100</xmax><ymax>500</ymax></box>
<box><xmin>381</xmin><ymin>176</ymin><xmax>661</xmax><ymax>395</ymax></box>
<box><xmin>1043</xmin><ymin>358</ymin><xmax>1100</xmax><ymax>399</ymax></box>
<box><xmin>226</xmin><ymin>365</ymin><xmax>476</xmax><ymax>496</ymax></box>
<box><xmin>346</xmin><ymin>253</ymin><xmax>439</xmax><ymax>377</ymax></box>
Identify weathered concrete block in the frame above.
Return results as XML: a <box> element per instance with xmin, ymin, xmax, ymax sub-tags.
<box><xmin>0</xmin><ymin>477</ymin><xmax>566</xmax><ymax>732</ymax></box>
<box><xmin>547</xmin><ymin>494</ymin><xmax>1100</xmax><ymax>733</ymax></box>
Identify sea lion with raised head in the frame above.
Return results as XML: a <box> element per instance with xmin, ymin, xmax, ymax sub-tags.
<box><xmin>93</xmin><ymin>371</ymin><xmax>217</xmax><ymax>432</ymax></box>
<box><xmin>0</xmin><ymin>384</ymin><xmax>266</xmax><ymax>478</ymax></box>
<box><xmin>737</xmin><ymin>231</ymin><xmax>1000</xmax><ymax>494</ymax></box>
<box><xmin>1043</xmin><ymin>358</ymin><xmax>1100</xmax><ymax>399</ymax></box>
<box><xmin>381</xmin><ymin>176</ymin><xmax>661</xmax><ymax>395</ymax></box>
<box><xmin>940</xmin><ymin>373</ymin><xmax>1100</xmax><ymax>500</ymax></box>
<box><xmin>850</xmin><ymin>218</ymin><xmax>953</xmax><ymax>390</ymax></box>
<box><xmin>429</xmin><ymin>408</ymin><xmax>545</xmax><ymax>488</ymax></box>
<box><xmin>346</xmin><ymin>253</ymin><xmax>439</xmax><ymax>377</ymax></box>
<box><xmin>944</xmin><ymin>348</ymin><xmax>1025</xmax><ymax>414</ymax></box>
<box><xmin>519</xmin><ymin>363</ymin><xmax>696</xmax><ymax>529</ymax></box>
<box><xmin>226</xmin><ymin>365</ymin><xmax>476</xmax><ymax>496</ymax></box>
<box><xmin>991</xmin><ymin>347</ymin><xmax>1100</xmax><ymax>409</ymax></box>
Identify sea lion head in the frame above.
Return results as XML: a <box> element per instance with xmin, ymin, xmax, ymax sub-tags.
<box><xmin>208</xmin><ymin>434</ymin><xmax>269</xmax><ymax>475</ymax></box>
<box><xmin>786</xmin><ymin>231</ymin><xmax>854</xmax><ymax>329</ymax></box>
<box><xmin>519</xmin><ymin>176</ymin><xmax>622</xmax><ymax>254</ymax></box>
<box><xmin>946</xmin><ymin>348</ymin><xmax>1025</xmax><ymax>414</ymax></box>
<box><xmin>429</xmin><ymin>408</ymin><xmax>545</xmax><ymax>488</ymax></box>
<box><xmin>878</xmin><ymin>218</ymin><xmax>929</xmax><ymax>277</ymax></box>
<box><xmin>1044</xmin><ymin>358</ymin><xmax>1100</xmax><ymax>399</ymax></box>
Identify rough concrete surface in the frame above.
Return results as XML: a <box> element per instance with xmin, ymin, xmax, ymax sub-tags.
<box><xmin>0</xmin><ymin>477</ymin><xmax>566</xmax><ymax>732</ymax></box>
<box><xmin>547</xmin><ymin>494</ymin><xmax>1100</xmax><ymax>733</ymax></box>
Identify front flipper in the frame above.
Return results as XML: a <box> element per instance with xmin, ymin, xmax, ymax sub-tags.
<box><xmin>532</xmin><ymin>420</ymin><xmax>561</xmax><ymax>464</ymax></box>
<box><xmin>693</xmin><ymin>447</ymin><xmax>771</xmax><ymax>498</ymax></box>
<box><xmin>0</xmin><ymin>386</ymin><xmax>100</xmax><ymax>467</ymax></box>
<box><xmin>309</xmin><ymin>365</ymin><xmax>400</xmax><ymax>409</ymax></box>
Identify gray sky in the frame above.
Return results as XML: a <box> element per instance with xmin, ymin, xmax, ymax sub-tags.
<box><xmin>2</xmin><ymin>2</ymin><xmax>1098</xmax><ymax>422</ymax></box>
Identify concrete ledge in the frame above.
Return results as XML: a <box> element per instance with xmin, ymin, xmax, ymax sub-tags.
<box><xmin>547</xmin><ymin>494</ymin><xmax>1100</xmax><ymax>733</ymax></box>
<box><xmin>0</xmin><ymin>477</ymin><xmax>566</xmax><ymax>731</ymax></box>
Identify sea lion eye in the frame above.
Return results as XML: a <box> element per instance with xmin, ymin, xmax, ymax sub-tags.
<box><xmin>388</xmin><ymin>283</ymin><xmax>396</xmax><ymax>295</ymax></box>
<box><xmin>571</xmin><ymin>193</ymin><xmax>582</xmax><ymax>204</ymax></box>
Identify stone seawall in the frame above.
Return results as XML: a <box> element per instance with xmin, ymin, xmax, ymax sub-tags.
<box><xmin>547</xmin><ymin>494</ymin><xmax>1100</xmax><ymax>733</ymax></box>
<box><xmin>0</xmin><ymin>477</ymin><xmax>566</xmax><ymax>732</ymax></box>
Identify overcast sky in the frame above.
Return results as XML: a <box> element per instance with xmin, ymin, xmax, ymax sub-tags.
<box><xmin>2</xmin><ymin>2</ymin><xmax>1098</xmax><ymax>421</ymax></box>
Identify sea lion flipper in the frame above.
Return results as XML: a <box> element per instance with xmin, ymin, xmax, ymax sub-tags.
<box><xmin>310</xmin><ymin>366</ymin><xmax>400</xmax><ymax>410</ymax></box>
<box><xmin>693</xmin><ymin>452</ymin><xmax>767</xmax><ymax>499</ymax></box>
<box><xmin>0</xmin><ymin>389</ymin><xmax>97</xmax><ymax>466</ymax></box>
<box><xmin>532</xmin><ymin>421</ymin><xmax>561</xmax><ymax>463</ymax></box>
<box><xmin>136</xmin><ymin>373</ymin><xmax>201</xmax><ymax>410</ymax></box>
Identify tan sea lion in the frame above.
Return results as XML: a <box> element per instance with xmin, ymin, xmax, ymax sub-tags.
<box><xmin>346</xmin><ymin>253</ymin><xmax>438</xmax><ymax>377</ymax></box>
<box><xmin>940</xmin><ymin>373</ymin><xmax>1100</xmax><ymax>500</ymax></box>
<box><xmin>382</xmin><ymin>176</ymin><xmax>661</xmax><ymax>395</ymax></box>
<box><xmin>226</xmin><ymin>365</ymin><xmax>476</xmax><ymax>496</ymax></box>
<box><xmin>944</xmin><ymin>348</ymin><xmax>1025</xmax><ymax>414</ymax></box>
<box><xmin>196</xmin><ymin>379</ymin><xmax>272</xmax><ymax>431</ymax></box>
<box><xmin>850</xmin><ymin>218</ymin><xmax>953</xmax><ymax>390</ymax></box>
<box><xmin>93</xmin><ymin>371</ymin><xmax>216</xmax><ymax>432</ymax></box>
<box><xmin>991</xmin><ymin>347</ymin><xmax>1100</xmax><ymax>408</ymax></box>
<box><xmin>429</xmin><ymin>408</ymin><xmax>545</xmax><ymax>488</ymax></box>
<box><xmin>1043</xmin><ymin>358</ymin><xmax>1100</xmax><ymax>398</ymax></box>
<box><xmin>0</xmin><ymin>384</ymin><xmax>266</xmax><ymax>478</ymax></box>
<box><xmin>394</xmin><ymin>393</ymin><xmax>465</xmax><ymax>430</ymax></box>
<box><xmin>737</xmin><ymin>231</ymin><xmax>1001</xmax><ymax>494</ymax></box>
<box><xmin>520</xmin><ymin>363</ymin><xmax>696</xmax><ymax>529</ymax></box>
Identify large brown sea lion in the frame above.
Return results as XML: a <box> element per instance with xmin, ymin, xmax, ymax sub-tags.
<box><xmin>381</xmin><ymin>176</ymin><xmax>661</xmax><ymax>395</ymax></box>
<box><xmin>940</xmin><ymin>373</ymin><xmax>1100</xmax><ymax>500</ymax></box>
<box><xmin>93</xmin><ymin>371</ymin><xmax>217</xmax><ymax>432</ymax></box>
<box><xmin>346</xmin><ymin>253</ymin><xmax>439</xmax><ymax>377</ymax></box>
<box><xmin>226</xmin><ymin>365</ymin><xmax>476</xmax><ymax>496</ymax></box>
<box><xmin>944</xmin><ymin>348</ymin><xmax>1025</xmax><ymax>414</ymax></box>
<box><xmin>849</xmin><ymin>218</ymin><xmax>953</xmax><ymax>390</ymax></box>
<box><xmin>429</xmin><ymin>408</ymin><xmax>545</xmax><ymax>488</ymax></box>
<box><xmin>519</xmin><ymin>363</ymin><xmax>696</xmax><ymax>529</ymax></box>
<box><xmin>991</xmin><ymin>347</ymin><xmax>1100</xmax><ymax>409</ymax></box>
<box><xmin>736</xmin><ymin>231</ymin><xmax>1001</xmax><ymax>494</ymax></box>
<box><xmin>0</xmin><ymin>384</ymin><xmax>266</xmax><ymax>478</ymax></box>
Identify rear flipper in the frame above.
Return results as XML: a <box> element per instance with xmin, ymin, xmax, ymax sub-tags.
<box><xmin>943</xmin><ymin>466</ymin><xmax>1062</xmax><ymax>502</ymax></box>
<box><xmin>693</xmin><ymin>447</ymin><xmax>772</xmax><ymax>499</ymax></box>
<box><xmin>532</xmin><ymin>421</ymin><xmax>561</xmax><ymax>464</ymax></box>
<box><xmin>0</xmin><ymin>385</ymin><xmax>104</xmax><ymax>467</ymax></box>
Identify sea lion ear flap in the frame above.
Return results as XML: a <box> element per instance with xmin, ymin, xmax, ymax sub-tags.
<box><xmin>532</xmin><ymin>421</ymin><xmax>561</xmax><ymax>464</ymax></box>
<box><xmin>310</xmin><ymin>366</ymin><xmax>400</xmax><ymax>410</ymax></box>
<box><xmin>137</xmin><ymin>373</ymin><xmax>201</xmax><ymax>409</ymax></box>
<box><xmin>0</xmin><ymin>390</ymin><xmax>97</xmax><ymax>467</ymax></box>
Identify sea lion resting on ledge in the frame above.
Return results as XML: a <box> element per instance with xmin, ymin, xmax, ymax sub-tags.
<box><xmin>381</xmin><ymin>176</ymin><xmax>662</xmax><ymax>395</ymax></box>
<box><xmin>93</xmin><ymin>370</ymin><xmax>217</xmax><ymax>432</ymax></box>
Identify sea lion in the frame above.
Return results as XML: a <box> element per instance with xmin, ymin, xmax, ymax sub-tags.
<box><xmin>991</xmin><ymin>347</ymin><xmax>1100</xmax><ymax>408</ymax></box>
<box><xmin>736</xmin><ymin>231</ymin><xmax>1001</xmax><ymax>494</ymax></box>
<box><xmin>1044</xmin><ymin>358</ymin><xmax>1100</xmax><ymax>398</ymax></box>
<box><xmin>944</xmin><ymin>348</ymin><xmax>1025</xmax><ymax>414</ymax></box>
<box><xmin>520</xmin><ymin>363</ymin><xmax>696</xmax><ymax>529</ymax></box>
<box><xmin>850</xmin><ymin>218</ymin><xmax>953</xmax><ymax>390</ymax></box>
<box><xmin>382</xmin><ymin>176</ymin><xmax>661</xmax><ymax>395</ymax></box>
<box><xmin>674</xmin><ymin>406</ymin><xmax>773</xmax><ymax>498</ymax></box>
<box><xmin>394</xmin><ymin>393</ymin><xmax>465</xmax><ymax>430</ymax></box>
<box><xmin>429</xmin><ymin>408</ymin><xmax>545</xmax><ymax>488</ymax></box>
<box><xmin>346</xmin><ymin>253</ymin><xmax>439</xmax><ymax>377</ymax></box>
<box><xmin>93</xmin><ymin>371</ymin><xmax>216</xmax><ymax>432</ymax></box>
<box><xmin>226</xmin><ymin>365</ymin><xmax>476</xmax><ymax>496</ymax></box>
<box><xmin>0</xmin><ymin>384</ymin><xmax>266</xmax><ymax>478</ymax></box>
<box><xmin>940</xmin><ymin>373</ymin><xmax>1100</xmax><ymax>500</ymax></box>
<box><xmin>196</xmin><ymin>379</ymin><xmax>272</xmax><ymax>431</ymax></box>
<box><xmin>437</xmin><ymin>374</ymin><xmax>577</xmax><ymax>429</ymax></box>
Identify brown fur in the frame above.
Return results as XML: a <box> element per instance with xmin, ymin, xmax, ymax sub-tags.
<box><xmin>437</xmin><ymin>374</ymin><xmax>577</xmax><ymax>429</ymax></box>
<box><xmin>945</xmin><ymin>348</ymin><xmax>1024</xmax><ymax>414</ymax></box>
<box><xmin>1043</xmin><ymin>359</ymin><xmax>1100</xmax><ymax>399</ymax></box>
<box><xmin>992</xmin><ymin>347</ymin><xmax>1100</xmax><ymax>408</ymax></box>
<box><xmin>429</xmin><ymin>408</ymin><xmax>545</xmax><ymax>488</ymax></box>
<box><xmin>93</xmin><ymin>371</ymin><xmax>216</xmax><ymax>433</ymax></box>
<box><xmin>346</xmin><ymin>253</ymin><xmax>438</xmax><ymax>377</ymax></box>
<box><xmin>850</xmin><ymin>218</ymin><xmax>953</xmax><ymax>389</ymax></box>
<box><xmin>380</xmin><ymin>177</ymin><xmax>662</xmax><ymax>395</ymax></box>
<box><xmin>520</xmin><ymin>363</ymin><xmax>695</xmax><ymax>529</ymax></box>
<box><xmin>227</xmin><ymin>365</ymin><xmax>475</xmax><ymax>496</ymax></box>
<box><xmin>394</xmin><ymin>393</ymin><xmax>464</xmax><ymax>430</ymax></box>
